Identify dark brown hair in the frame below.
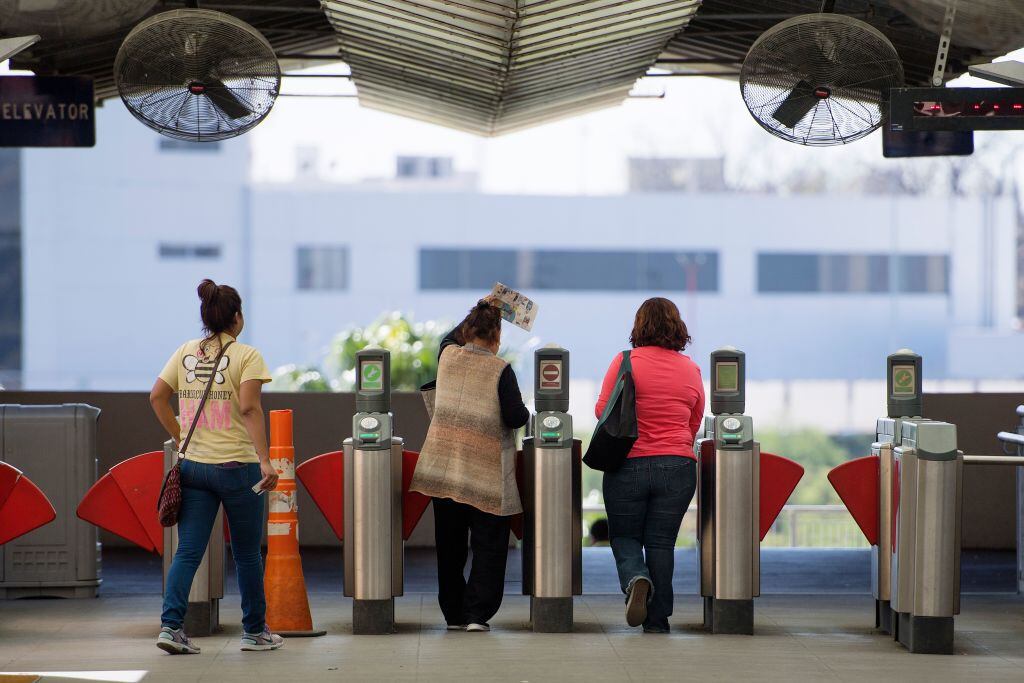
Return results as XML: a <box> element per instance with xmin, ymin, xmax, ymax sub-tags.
<box><xmin>457</xmin><ymin>299</ymin><xmax>502</xmax><ymax>346</ymax></box>
<box><xmin>197</xmin><ymin>278</ymin><xmax>242</xmax><ymax>345</ymax></box>
<box><xmin>630</xmin><ymin>297</ymin><xmax>691</xmax><ymax>351</ymax></box>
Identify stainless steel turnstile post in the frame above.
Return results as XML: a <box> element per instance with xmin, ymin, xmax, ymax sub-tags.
<box><xmin>343</xmin><ymin>348</ymin><xmax>404</xmax><ymax>635</ymax></box>
<box><xmin>162</xmin><ymin>440</ymin><xmax>224</xmax><ymax>636</ymax></box>
<box><xmin>697</xmin><ymin>347</ymin><xmax>759</xmax><ymax>635</ymax></box>
<box><xmin>890</xmin><ymin>421</ymin><xmax>962</xmax><ymax>655</ymax></box>
<box><xmin>522</xmin><ymin>346</ymin><xmax>582</xmax><ymax>633</ymax></box>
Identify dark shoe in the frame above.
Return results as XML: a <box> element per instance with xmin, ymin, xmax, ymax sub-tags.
<box><xmin>625</xmin><ymin>577</ymin><xmax>651</xmax><ymax>627</ymax></box>
<box><xmin>643</xmin><ymin>624</ymin><xmax>670</xmax><ymax>634</ymax></box>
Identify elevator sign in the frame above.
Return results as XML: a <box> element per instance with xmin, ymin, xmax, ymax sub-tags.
<box><xmin>540</xmin><ymin>360</ymin><xmax>562</xmax><ymax>391</ymax></box>
<box><xmin>0</xmin><ymin>76</ymin><xmax>95</xmax><ymax>147</ymax></box>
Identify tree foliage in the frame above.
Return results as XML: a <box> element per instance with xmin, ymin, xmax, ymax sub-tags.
<box><xmin>326</xmin><ymin>312</ymin><xmax>451</xmax><ymax>391</ymax></box>
<box><xmin>269</xmin><ymin>311</ymin><xmax>530</xmax><ymax>392</ymax></box>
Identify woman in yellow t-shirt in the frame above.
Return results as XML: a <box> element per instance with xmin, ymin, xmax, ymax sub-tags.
<box><xmin>150</xmin><ymin>279</ymin><xmax>281</xmax><ymax>655</ymax></box>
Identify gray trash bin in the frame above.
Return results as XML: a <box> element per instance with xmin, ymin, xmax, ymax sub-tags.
<box><xmin>0</xmin><ymin>404</ymin><xmax>102</xmax><ymax>598</ymax></box>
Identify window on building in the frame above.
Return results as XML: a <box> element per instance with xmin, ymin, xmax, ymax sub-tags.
<box><xmin>897</xmin><ymin>255</ymin><xmax>949</xmax><ymax>293</ymax></box>
<box><xmin>158</xmin><ymin>243</ymin><xmax>222</xmax><ymax>260</ymax></box>
<box><xmin>0</xmin><ymin>149</ymin><xmax>21</xmax><ymax>387</ymax></box>
<box><xmin>158</xmin><ymin>138</ymin><xmax>222</xmax><ymax>152</ymax></box>
<box><xmin>758</xmin><ymin>253</ymin><xmax>948</xmax><ymax>294</ymax></box>
<box><xmin>419</xmin><ymin>249</ymin><xmax>718</xmax><ymax>291</ymax></box>
<box><xmin>396</xmin><ymin>155</ymin><xmax>454</xmax><ymax>179</ymax></box>
<box><xmin>297</xmin><ymin>246</ymin><xmax>349</xmax><ymax>291</ymax></box>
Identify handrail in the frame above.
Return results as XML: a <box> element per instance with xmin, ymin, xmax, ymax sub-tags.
<box><xmin>963</xmin><ymin>454</ymin><xmax>1024</xmax><ymax>466</ymax></box>
<box><xmin>997</xmin><ymin>431</ymin><xmax>1024</xmax><ymax>454</ymax></box>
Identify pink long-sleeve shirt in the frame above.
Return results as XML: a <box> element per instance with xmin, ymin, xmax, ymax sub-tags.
<box><xmin>594</xmin><ymin>346</ymin><xmax>706</xmax><ymax>460</ymax></box>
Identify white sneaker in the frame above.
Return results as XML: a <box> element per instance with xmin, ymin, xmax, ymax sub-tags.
<box><xmin>466</xmin><ymin>623</ymin><xmax>490</xmax><ymax>632</ymax></box>
<box><xmin>240</xmin><ymin>629</ymin><xmax>284</xmax><ymax>651</ymax></box>
<box><xmin>156</xmin><ymin>626</ymin><xmax>200</xmax><ymax>654</ymax></box>
<box><xmin>446</xmin><ymin>624</ymin><xmax>467</xmax><ymax>631</ymax></box>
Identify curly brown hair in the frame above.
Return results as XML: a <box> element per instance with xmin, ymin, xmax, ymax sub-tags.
<box><xmin>457</xmin><ymin>299</ymin><xmax>502</xmax><ymax>346</ymax></box>
<box><xmin>629</xmin><ymin>297</ymin><xmax>691</xmax><ymax>351</ymax></box>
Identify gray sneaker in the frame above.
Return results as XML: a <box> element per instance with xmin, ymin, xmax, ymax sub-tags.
<box><xmin>156</xmin><ymin>626</ymin><xmax>200</xmax><ymax>654</ymax></box>
<box><xmin>240</xmin><ymin>629</ymin><xmax>284</xmax><ymax>651</ymax></box>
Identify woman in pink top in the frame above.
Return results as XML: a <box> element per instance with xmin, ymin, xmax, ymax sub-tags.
<box><xmin>594</xmin><ymin>297</ymin><xmax>705</xmax><ymax>633</ymax></box>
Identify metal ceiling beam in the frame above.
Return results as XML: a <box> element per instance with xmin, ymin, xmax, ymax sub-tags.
<box><xmin>321</xmin><ymin>0</ymin><xmax>702</xmax><ymax>135</ymax></box>
<box><xmin>0</xmin><ymin>35</ymin><xmax>41</xmax><ymax>62</ymax></box>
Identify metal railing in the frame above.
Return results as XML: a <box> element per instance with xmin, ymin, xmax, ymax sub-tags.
<box><xmin>582</xmin><ymin>503</ymin><xmax>868</xmax><ymax>549</ymax></box>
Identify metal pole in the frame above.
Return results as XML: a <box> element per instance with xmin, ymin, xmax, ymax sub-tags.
<box><xmin>962</xmin><ymin>455</ymin><xmax>1024</xmax><ymax>466</ymax></box>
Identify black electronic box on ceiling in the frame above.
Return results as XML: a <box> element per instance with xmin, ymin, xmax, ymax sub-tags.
<box><xmin>890</xmin><ymin>87</ymin><xmax>1024</xmax><ymax>132</ymax></box>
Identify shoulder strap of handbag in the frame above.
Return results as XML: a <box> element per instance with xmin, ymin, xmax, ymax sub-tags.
<box><xmin>620</xmin><ymin>349</ymin><xmax>632</xmax><ymax>374</ymax></box>
<box><xmin>177</xmin><ymin>340</ymin><xmax>234</xmax><ymax>460</ymax></box>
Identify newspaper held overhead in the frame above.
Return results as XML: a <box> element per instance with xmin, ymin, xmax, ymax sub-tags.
<box><xmin>490</xmin><ymin>282</ymin><xmax>537</xmax><ymax>332</ymax></box>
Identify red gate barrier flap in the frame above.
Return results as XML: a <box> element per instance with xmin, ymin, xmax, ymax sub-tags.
<box><xmin>759</xmin><ymin>452</ymin><xmax>805</xmax><ymax>541</ymax></box>
<box><xmin>401</xmin><ymin>451</ymin><xmax>432</xmax><ymax>540</ymax></box>
<box><xmin>510</xmin><ymin>451</ymin><xmax>525</xmax><ymax>540</ymax></box>
<box><xmin>295</xmin><ymin>451</ymin><xmax>343</xmax><ymax>541</ymax></box>
<box><xmin>0</xmin><ymin>462</ymin><xmax>57</xmax><ymax>545</ymax></box>
<box><xmin>295</xmin><ymin>450</ymin><xmax>433</xmax><ymax>542</ymax></box>
<box><xmin>77</xmin><ymin>451</ymin><xmax>164</xmax><ymax>554</ymax></box>
<box><xmin>826</xmin><ymin>456</ymin><xmax>879</xmax><ymax>546</ymax></box>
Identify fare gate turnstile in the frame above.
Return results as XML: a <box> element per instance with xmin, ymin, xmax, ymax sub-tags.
<box><xmin>696</xmin><ymin>347</ymin><xmax>760</xmax><ymax>635</ymax></box>
<box><xmin>871</xmin><ymin>350</ymin><xmax>930</xmax><ymax>635</ymax></box>
<box><xmin>829</xmin><ymin>350</ymin><xmax>964</xmax><ymax>654</ymax></box>
<box><xmin>890</xmin><ymin>420</ymin><xmax>962</xmax><ymax>654</ymax></box>
<box><xmin>162</xmin><ymin>440</ymin><xmax>224</xmax><ymax>636</ymax></box>
<box><xmin>343</xmin><ymin>349</ymin><xmax>405</xmax><ymax>635</ymax></box>
<box><xmin>521</xmin><ymin>346</ymin><xmax>582</xmax><ymax>633</ymax></box>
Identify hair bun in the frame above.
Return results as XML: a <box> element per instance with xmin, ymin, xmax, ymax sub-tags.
<box><xmin>197</xmin><ymin>278</ymin><xmax>219</xmax><ymax>302</ymax></box>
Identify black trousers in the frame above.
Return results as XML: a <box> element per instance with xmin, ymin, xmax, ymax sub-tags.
<box><xmin>432</xmin><ymin>497</ymin><xmax>511</xmax><ymax>626</ymax></box>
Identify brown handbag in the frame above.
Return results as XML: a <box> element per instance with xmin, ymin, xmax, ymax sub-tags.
<box><xmin>157</xmin><ymin>340</ymin><xmax>233</xmax><ymax>527</ymax></box>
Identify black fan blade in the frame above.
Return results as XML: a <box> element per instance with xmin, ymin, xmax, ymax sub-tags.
<box><xmin>206</xmin><ymin>77</ymin><xmax>253</xmax><ymax>120</ymax></box>
<box><xmin>772</xmin><ymin>80</ymin><xmax>817</xmax><ymax>128</ymax></box>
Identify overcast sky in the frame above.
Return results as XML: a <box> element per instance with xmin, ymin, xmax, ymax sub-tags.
<box><xmin>246</xmin><ymin>48</ymin><xmax>1024</xmax><ymax>195</ymax></box>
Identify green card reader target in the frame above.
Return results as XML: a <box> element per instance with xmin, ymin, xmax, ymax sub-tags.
<box><xmin>887</xmin><ymin>349</ymin><xmax>922</xmax><ymax>419</ymax></box>
<box><xmin>354</xmin><ymin>348</ymin><xmax>392</xmax><ymax>450</ymax></box>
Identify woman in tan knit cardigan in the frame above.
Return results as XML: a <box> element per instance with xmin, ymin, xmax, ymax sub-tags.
<box><xmin>411</xmin><ymin>299</ymin><xmax>529</xmax><ymax>633</ymax></box>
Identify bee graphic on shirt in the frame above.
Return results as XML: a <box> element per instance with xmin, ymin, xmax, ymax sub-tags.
<box><xmin>183</xmin><ymin>354</ymin><xmax>230</xmax><ymax>384</ymax></box>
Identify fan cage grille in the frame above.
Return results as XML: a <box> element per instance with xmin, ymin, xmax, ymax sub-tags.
<box><xmin>114</xmin><ymin>8</ymin><xmax>281</xmax><ymax>142</ymax></box>
<box><xmin>740</xmin><ymin>14</ymin><xmax>905</xmax><ymax>147</ymax></box>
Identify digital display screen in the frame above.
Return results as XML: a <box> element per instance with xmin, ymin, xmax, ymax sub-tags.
<box><xmin>360</xmin><ymin>360</ymin><xmax>384</xmax><ymax>392</ymax></box>
<box><xmin>715</xmin><ymin>361</ymin><xmax>739</xmax><ymax>393</ymax></box>
<box><xmin>913</xmin><ymin>100</ymin><xmax>1024</xmax><ymax>118</ymax></box>
<box><xmin>891</xmin><ymin>365</ymin><xmax>916</xmax><ymax>396</ymax></box>
<box><xmin>891</xmin><ymin>88</ymin><xmax>1024</xmax><ymax>132</ymax></box>
<box><xmin>539</xmin><ymin>360</ymin><xmax>562</xmax><ymax>392</ymax></box>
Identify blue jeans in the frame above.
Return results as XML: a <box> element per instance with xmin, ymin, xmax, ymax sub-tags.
<box><xmin>161</xmin><ymin>459</ymin><xmax>266</xmax><ymax>635</ymax></box>
<box><xmin>603</xmin><ymin>456</ymin><xmax>697</xmax><ymax>630</ymax></box>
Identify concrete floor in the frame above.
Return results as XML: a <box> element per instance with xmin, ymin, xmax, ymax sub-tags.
<box><xmin>2</xmin><ymin>549</ymin><xmax>1022</xmax><ymax>682</ymax></box>
<box><xmin>96</xmin><ymin>547</ymin><xmax>1018</xmax><ymax>596</ymax></box>
<box><xmin>2</xmin><ymin>593</ymin><xmax>1024</xmax><ymax>682</ymax></box>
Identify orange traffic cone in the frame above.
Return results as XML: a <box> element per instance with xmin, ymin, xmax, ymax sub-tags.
<box><xmin>264</xmin><ymin>410</ymin><xmax>325</xmax><ymax>637</ymax></box>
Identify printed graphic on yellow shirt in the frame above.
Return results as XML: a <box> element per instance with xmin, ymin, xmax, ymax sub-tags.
<box><xmin>183</xmin><ymin>353</ymin><xmax>229</xmax><ymax>384</ymax></box>
<box><xmin>159</xmin><ymin>334</ymin><xmax>272</xmax><ymax>464</ymax></box>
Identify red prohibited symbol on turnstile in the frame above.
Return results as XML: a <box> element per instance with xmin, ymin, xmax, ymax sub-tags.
<box><xmin>541</xmin><ymin>361</ymin><xmax>562</xmax><ymax>390</ymax></box>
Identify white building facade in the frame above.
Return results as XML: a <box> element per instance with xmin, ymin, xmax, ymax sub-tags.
<box><xmin>18</xmin><ymin>105</ymin><xmax>1023</xmax><ymax>399</ymax></box>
